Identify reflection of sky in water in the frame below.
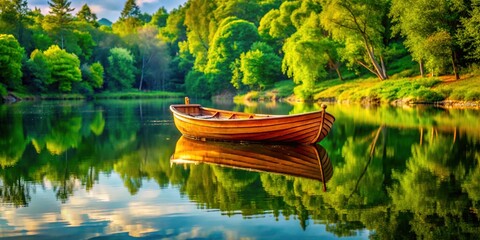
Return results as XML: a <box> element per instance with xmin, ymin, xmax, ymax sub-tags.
<box><xmin>0</xmin><ymin>173</ymin><xmax>369</xmax><ymax>239</ymax></box>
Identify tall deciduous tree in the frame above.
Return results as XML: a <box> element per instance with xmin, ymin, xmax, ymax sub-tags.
<box><xmin>26</xmin><ymin>49</ymin><xmax>52</xmax><ymax>92</ymax></box>
<box><xmin>106</xmin><ymin>47</ymin><xmax>136</xmax><ymax>91</ymax></box>
<box><xmin>43</xmin><ymin>45</ymin><xmax>82</xmax><ymax>92</ymax></box>
<box><xmin>184</xmin><ymin>0</ymin><xmax>218</xmax><ymax>71</ymax></box>
<box><xmin>234</xmin><ymin>42</ymin><xmax>282</xmax><ymax>90</ymax></box>
<box><xmin>0</xmin><ymin>34</ymin><xmax>24</xmax><ymax>90</ymax></box>
<box><xmin>320</xmin><ymin>0</ymin><xmax>389</xmax><ymax>80</ymax></box>
<box><xmin>283</xmin><ymin>14</ymin><xmax>343</xmax><ymax>99</ymax></box>
<box><xmin>43</xmin><ymin>0</ymin><xmax>75</xmax><ymax>49</ymax></box>
<box><xmin>134</xmin><ymin>26</ymin><xmax>171</xmax><ymax>91</ymax></box>
<box><xmin>390</xmin><ymin>0</ymin><xmax>465</xmax><ymax>79</ymax></box>
<box><xmin>258</xmin><ymin>1</ymin><xmax>300</xmax><ymax>41</ymax></box>
<box><xmin>205</xmin><ymin>17</ymin><xmax>259</xmax><ymax>95</ymax></box>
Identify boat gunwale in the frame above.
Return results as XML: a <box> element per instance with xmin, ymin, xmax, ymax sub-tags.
<box><xmin>169</xmin><ymin>104</ymin><xmax>335</xmax><ymax>122</ymax></box>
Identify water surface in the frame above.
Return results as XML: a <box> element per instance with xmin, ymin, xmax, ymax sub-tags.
<box><xmin>1</xmin><ymin>99</ymin><xmax>479</xmax><ymax>239</ymax></box>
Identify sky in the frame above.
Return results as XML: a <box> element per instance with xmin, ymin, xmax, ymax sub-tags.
<box><xmin>27</xmin><ymin>0</ymin><xmax>188</xmax><ymax>22</ymax></box>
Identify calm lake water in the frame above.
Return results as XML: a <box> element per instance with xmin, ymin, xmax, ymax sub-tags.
<box><xmin>1</xmin><ymin>99</ymin><xmax>479</xmax><ymax>239</ymax></box>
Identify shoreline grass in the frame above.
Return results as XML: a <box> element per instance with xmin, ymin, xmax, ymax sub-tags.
<box><xmin>3</xmin><ymin>90</ymin><xmax>185</xmax><ymax>102</ymax></box>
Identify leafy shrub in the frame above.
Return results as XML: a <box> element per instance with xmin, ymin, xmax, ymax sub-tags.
<box><xmin>0</xmin><ymin>84</ymin><xmax>7</xmax><ymax>97</ymax></box>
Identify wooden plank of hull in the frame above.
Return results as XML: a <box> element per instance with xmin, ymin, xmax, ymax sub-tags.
<box><xmin>170</xmin><ymin>104</ymin><xmax>335</xmax><ymax>144</ymax></box>
<box><xmin>170</xmin><ymin>137</ymin><xmax>333</xmax><ymax>182</ymax></box>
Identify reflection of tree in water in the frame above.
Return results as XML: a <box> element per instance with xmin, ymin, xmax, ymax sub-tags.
<box><xmin>389</xmin><ymin>129</ymin><xmax>480</xmax><ymax>239</ymax></box>
<box><xmin>183</xmin><ymin>164</ymin><xmax>263</xmax><ymax>213</ymax></box>
<box><xmin>0</xmin><ymin>101</ymin><xmax>143</xmax><ymax>204</ymax></box>
<box><xmin>0</xmin><ymin>106</ymin><xmax>29</xmax><ymax>168</ymax></box>
<box><xmin>260</xmin><ymin>173</ymin><xmax>325</xmax><ymax>230</ymax></box>
<box><xmin>0</xmin><ymin>175</ymin><xmax>32</xmax><ymax>207</ymax></box>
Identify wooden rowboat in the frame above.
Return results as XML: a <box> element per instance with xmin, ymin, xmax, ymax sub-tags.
<box><xmin>171</xmin><ymin>137</ymin><xmax>333</xmax><ymax>188</ymax></box>
<box><xmin>169</xmin><ymin>100</ymin><xmax>335</xmax><ymax>144</ymax></box>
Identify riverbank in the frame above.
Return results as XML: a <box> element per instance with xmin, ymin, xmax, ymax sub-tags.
<box><xmin>2</xmin><ymin>90</ymin><xmax>185</xmax><ymax>103</ymax></box>
<box><xmin>3</xmin><ymin>75</ymin><xmax>479</xmax><ymax>109</ymax></box>
<box><xmin>235</xmin><ymin>74</ymin><xmax>480</xmax><ymax>109</ymax></box>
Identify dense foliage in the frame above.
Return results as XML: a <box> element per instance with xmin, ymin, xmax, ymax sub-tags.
<box><xmin>0</xmin><ymin>0</ymin><xmax>479</xmax><ymax>99</ymax></box>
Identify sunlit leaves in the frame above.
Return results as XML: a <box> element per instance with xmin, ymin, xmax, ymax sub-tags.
<box><xmin>234</xmin><ymin>42</ymin><xmax>282</xmax><ymax>90</ymax></box>
<box><xmin>43</xmin><ymin>45</ymin><xmax>82</xmax><ymax>92</ymax></box>
<box><xmin>205</xmin><ymin>17</ymin><xmax>259</xmax><ymax>95</ymax></box>
<box><xmin>184</xmin><ymin>0</ymin><xmax>218</xmax><ymax>72</ymax></box>
<box><xmin>282</xmin><ymin>15</ymin><xmax>330</xmax><ymax>99</ymax></box>
<box><xmin>45</xmin><ymin>116</ymin><xmax>82</xmax><ymax>155</ymax></box>
<box><xmin>320</xmin><ymin>0</ymin><xmax>389</xmax><ymax>80</ymax></box>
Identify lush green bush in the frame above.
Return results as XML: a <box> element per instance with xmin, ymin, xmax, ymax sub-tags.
<box><xmin>0</xmin><ymin>84</ymin><xmax>7</xmax><ymax>97</ymax></box>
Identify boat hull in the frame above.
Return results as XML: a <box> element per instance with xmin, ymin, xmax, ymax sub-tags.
<box><xmin>170</xmin><ymin>104</ymin><xmax>335</xmax><ymax>144</ymax></box>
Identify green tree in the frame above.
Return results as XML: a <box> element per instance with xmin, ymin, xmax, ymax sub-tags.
<box><xmin>113</xmin><ymin>0</ymin><xmax>142</xmax><ymax>37</ymax></box>
<box><xmin>457</xmin><ymin>1</ymin><xmax>480</xmax><ymax>60</ymax></box>
<box><xmin>76</xmin><ymin>4</ymin><xmax>98</xmax><ymax>27</ymax></box>
<box><xmin>282</xmin><ymin>14</ymin><xmax>342</xmax><ymax>99</ymax></box>
<box><xmin>214</xmin><ymin>0</ymin><xmax>271</xmax><ymax>26</ymax></box>
<box><xmin>258</xmin><ymin>0</ymin><xmax>320</xmax><ymax>46</ymax></box>
<box><xmin>25</xmin><ymin>49</ymin><xmax>52</xmax><ymax>92</ymax></box>
<box><xmin>106</xmin><ymin>47</ymin><xmax>136</xmax><ymax>91</ymax></box>
<box><xmin>390</xmin><ymin>0</ymin><xmax>465</xmax><ymax>78</ymax></box>
<box><xmin>43</xmin><ymin>0</ymin><xmax>75</xmax><ymax>49</ymax></box>
<box><xmin>185</xmin><ymin>70</ymin><xmax>210</xmax><ymax>98</ymax></box>
<box><xmin>159</xmin><ymin>6</ymin><xmax>187</xmax><ymax>51</ymax></box>
<box><xmin>205</xmin><ymin>17</ymin><xmax>260</xmax><ymax>95</ymax></box>
<box><xmin>134</xmin><ymin>26</ymin><xmax>171</xmax><ymax>91</ymax></box>
<box><xmin>0</xmin><ymin>34</ymin><xmax>24</xmax><ymax>90</ymax></box>
<box><xmin>320</xmin><ymin>0</ymin><xmax>389</xmax><ymax>80</ymax></box>
<box><xmin>81</xmin><ymin>62</ymin><xmax>104</xmax><ymax>91</ymax></box>
<box><xmin>258</xmin><ymin>1</ymin><xmax>300</xmax><ymax>42</ymax></box>
<box><xmin>149</xmin><ymin>7</ymin><xmax>168</xmax><ymax>28</ymax></box>
<box><xmin>29</xmin><ymin>8</ymin><xmax>53</xmax><ymax>51</ymax></box>
<box><xmin>0</xmin><ymin>0</ymin><xmax>33</xmax><ymax>52</ymax></box>
<box><xmin>120</xmin><ymin>0</ymin><xmax>141</xmax><ymax>20</ymax></box>
<box><xmin>234</xmin><ymin>42</ymin><xmax>282</xmax><ymax>90</ymax></box>
<box><xmin>184</xmin><ymin>0</ymin><xmax>218</xmax><ymax>71</ymax></box>
<box><xmin>89</xmin><ymin>62</ymin><xmax>104</xmax><ymax>89</ymax></box>
<box><xmin>43</xmin><ymin>45</ymin><xmax>82</xmax><ymax>92</ymax></box>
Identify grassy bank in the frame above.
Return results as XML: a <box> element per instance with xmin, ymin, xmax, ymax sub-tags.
<box><xmin>235</xmin><ymin>74</ymin><xmax>480</xmax><ymax>107</ymax></box>
<box><xmin>4</xmin><ymin>90</ymin><xmax>185</xmax><ymax>102</ymax></box>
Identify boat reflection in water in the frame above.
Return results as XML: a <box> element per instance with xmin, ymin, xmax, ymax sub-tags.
<box><xmin>171</xmin><ymin>137</ymin><xmax>333</xmax><ymax>191</ymax></box>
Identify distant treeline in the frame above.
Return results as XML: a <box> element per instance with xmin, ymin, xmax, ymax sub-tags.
<box><xmin>1</xmin><ymin>0</ymin><xmax>479</xmax><ymax>99</ymax></box>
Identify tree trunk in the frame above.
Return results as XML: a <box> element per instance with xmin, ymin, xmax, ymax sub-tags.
<box><xmin>451</xmin><ymin>50</ymin><xmax>459</xmax><ymax>80</ymax></box>
<box><xmin>419</xmin><ymin>59</ymin><xmax>424</xmax><ymax>77</ymax></box>
<box><xmin>139</xmin><ymin>55</ymin><xmax>145</xmax><ymax>90</ymax></box>
<box><xmin>380</xmin><ymin>55</ymin><xmax>388</xmax><ymax>79</ymax></box>
<box><xmin>328</xmin><ymin>58</ymin><xmax>343</xmax><ymax>81</ymax></box>
<box><xmin>363</xmin><ymin>38</ymin><xmax>387</xmax><ymax>80</ymax></box>
<box><xmin>335</xmin><ymin>67</ymin><xmax>343</xmax><ymax>81</ymax></box>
